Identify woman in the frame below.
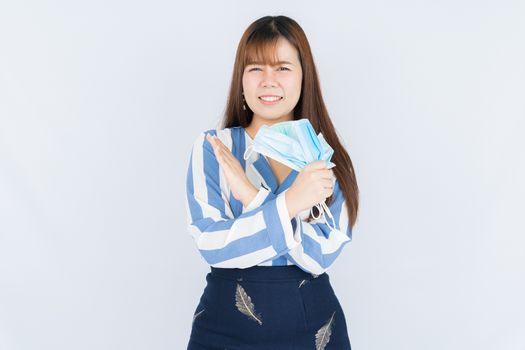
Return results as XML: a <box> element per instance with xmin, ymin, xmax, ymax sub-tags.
<box><xmin>185</xmin><ymin>15</ymin><xmax>359</xmax><ymax>350</ymax></box>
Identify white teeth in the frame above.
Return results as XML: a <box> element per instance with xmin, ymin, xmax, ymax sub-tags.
<box><xmin>259</xmin><ymin>96</ymin><xmax>282</xmax><ymax>102</ymax></box>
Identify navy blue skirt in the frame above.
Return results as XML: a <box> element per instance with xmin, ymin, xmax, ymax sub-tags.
<box><xmin>187</xmin><ymin>265</ymin><xmax>351</xmax><ymax>349</ymax></box>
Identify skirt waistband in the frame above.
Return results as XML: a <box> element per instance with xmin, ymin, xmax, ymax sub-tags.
<box><xmin>210</xmin><ymin>265</ymin><xmax>327</xmax><ymax>282</ymax></box>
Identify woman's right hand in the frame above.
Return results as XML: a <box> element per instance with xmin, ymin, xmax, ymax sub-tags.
<box><xmin>285</xmin><ymin>160</ymin><xmax>335</xmax><ymax>219</ymax></box>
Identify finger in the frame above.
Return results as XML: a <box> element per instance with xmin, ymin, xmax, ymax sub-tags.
<box><xmin>214</xmin><ymin>138</ymin><xmax>231</xmax><ymax>156</ymax></box>
<box><xmin>211</xmin><ymin>136</ymin><xmax>229</xmax><ymax>154</ymax></box>
<box><xmin>208</xmin><ymin>136</ymin><xmax>230</xmax><ymax>164</ymax></box>
<box><xmin>206</xmin><ymin>134</ymin><xmax>217</xmax><ymax>152</ymax></box>
<box><xmin>321</xmin><ymin>178</ymin><xmax>334</xmax><ymax>189</ymax></box>
<box><xmin>215</xmin><ymin>142</ymin><xmax>237</xmax><ymax>163</ymax></box>
<box><xmin>210</xmin><ymin>139</ymin><xmax>236</xmax><ymax>167</ymax></box>
<box><xmin>207</xmin><ymin>137</ymin><xmax>225</xmax><ymax>164</ymax></box>
<box><xmin>315</xmin><ymin>168</ymin><xmax>334</xmax><ymax>179</ymax></box>
<box><xmin>308</xmin><ymin>159</ymin><xmax>330</xmax><ymax>170</ymax></box>
<box><xmin>221</xmin><ymin>150</ymin><xmax>243</xmax><ymax>173</ymax></box>
<box><xmin>218</xmin><ymin>148</ymin><xmax>234</xmax><ymax>167</ymax></box>
<box><xmin>319</xmin><ymin>186</ymin><xmax>333</xmax><ymax>200</ymax></box>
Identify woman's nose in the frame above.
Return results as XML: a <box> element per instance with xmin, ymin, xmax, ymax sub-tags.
<box><xmin>262</xmin><ymin>81</ymin><xmax>277</xmax><ymax>88</ymax></box>
<box><xmin>261</xmin><ymin>70</ymin><xmax>278</xmax><ymax>87</ymax></box>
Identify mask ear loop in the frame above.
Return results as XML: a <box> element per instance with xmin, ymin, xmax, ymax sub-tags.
<box><xmin>243</xmin><ymin>144</ymin><xmax>254</xmax><ymax>160</ymax></box>
<box><xmin>311</xmin><ymin>203</ymin><xmax>323</xmax><ymax>220</ymax></box>
<box><xmin>310</xmin><ymin>201</ymin><xmax>337</xmax><ymax>231</ymax></box>
<box><xmin>321</xmin><ymin>202</ymin><xmax>336</xmax><ymax>231</ymax></box>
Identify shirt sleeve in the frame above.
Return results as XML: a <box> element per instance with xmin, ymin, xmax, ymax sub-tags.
<box><xmin>226</xmin><ymin>157</ymin><xmax>353</xmax><ymax>275</ymax></box>
<box><xmin>242</xmin><ymin>184</ymin><xmax>274</xmax><ymax>212</ymax></box>
<box><xmin>185</xmin><ymin>130</ymin><xmax>301</xmax><ymax>268</ymax></box>
<box><xmin>282</xmin><ymin>178</ymin><xmax>353</xmax><ymax>275</ymax></box>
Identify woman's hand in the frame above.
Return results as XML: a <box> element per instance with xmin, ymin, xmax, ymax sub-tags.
<box><xmin>285</xmin><ymin>160</ymin><xmax>334</xmax><ymax>219</ymax></box>
<box><xmin>206</xmin><ymin>134</ymin><xmax>258</xmax><ymax>207</ymax></box>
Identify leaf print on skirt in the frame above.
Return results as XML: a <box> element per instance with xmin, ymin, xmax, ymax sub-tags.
<box><xmin>315</xmin><ymin>311</ymin><xmax>336</xmax><ymax>350</ymax></box>
<box><xmin>298</xmin><ymin>279</ymin><xmax>308</xmax><ymax>288</ymax></box>
<box><xmin>235</xmin><ymin>283</ymin><xmax>263</xmax><ymax>325</ymax></box>
<box><xmin>192</xmin><ymin>308</ymin><xmax>204</xmax><ymax>325</ymax></box>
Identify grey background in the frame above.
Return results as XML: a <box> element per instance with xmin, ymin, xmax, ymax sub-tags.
<box><xmin>1</xmin><ymin>1</ymin><xmax>524</xmax><ymax>349</ymax></box>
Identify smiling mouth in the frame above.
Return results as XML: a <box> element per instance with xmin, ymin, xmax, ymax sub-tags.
<box><xmin>258</xmin><ymin>96</ymin><xmax>283</xmax><ymax>102</ymax></box>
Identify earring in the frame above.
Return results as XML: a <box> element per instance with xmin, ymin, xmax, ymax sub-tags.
<box><xmin>242</xmin><ymin>92</ymin><xmax>246</xmax><ymax>111</ymax></box>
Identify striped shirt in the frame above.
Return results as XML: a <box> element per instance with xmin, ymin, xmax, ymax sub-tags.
<box><xmin>185</xmin><ymin>126</ymin><xmax>352</xmax><ymax>275</ymax></box>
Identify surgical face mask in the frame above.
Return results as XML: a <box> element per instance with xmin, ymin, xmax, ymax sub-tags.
<box><xmin>243</xmin><ymin>118</ymin><xmax>337</xmax><ymax>230</ymax></box>
<box><xmin>243</xmin><ymin>118</ymin><xmax>335</xmax><ymax>171</ymax></box>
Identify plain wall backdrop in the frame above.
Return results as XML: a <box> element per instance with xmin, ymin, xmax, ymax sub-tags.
<box><xmin>1</xmin><ymin>1</ymin><xmax>524</xmax><ymax>349</ymax></box>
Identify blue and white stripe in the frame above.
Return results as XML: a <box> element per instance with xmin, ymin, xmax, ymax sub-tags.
<box><xmin>185</xmin><ymin>126</ymin><xmax>352</xmax><ymax>274</ymax></box>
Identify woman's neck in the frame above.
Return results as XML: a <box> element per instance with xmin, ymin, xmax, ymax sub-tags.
<box><xmin>245</xmin><ymin>114</ymin><xmax>294</xmax><ymax>138</ymax></box>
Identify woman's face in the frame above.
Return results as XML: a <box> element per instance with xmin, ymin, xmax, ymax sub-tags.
<box><xmin>242</xmin><ymin>37</ymin><xmax>303</xmax><ymax>124</ymax></box>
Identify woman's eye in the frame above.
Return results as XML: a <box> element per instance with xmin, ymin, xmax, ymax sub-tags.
<box><xmin>248</xmin><ymin>67</ymin><xmax>290</xmax><ymax>71</ymax></box>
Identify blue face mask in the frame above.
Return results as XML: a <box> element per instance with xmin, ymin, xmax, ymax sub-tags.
<box><xmin>243</xmin><ymin>118</ymin><xmax>337</xmax><ymax>229</ymax></box>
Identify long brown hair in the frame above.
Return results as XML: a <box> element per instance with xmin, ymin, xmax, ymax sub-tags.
<box><xmin>221</xmin><ymin>15</ymin><xmax>359</xmax><ymax>228</ymax></box>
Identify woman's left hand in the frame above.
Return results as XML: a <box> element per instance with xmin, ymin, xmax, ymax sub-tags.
<box><xmin>206</xmin><ymin>134</ymin><xmax>258</xmax><ymax>207</ymax></box>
